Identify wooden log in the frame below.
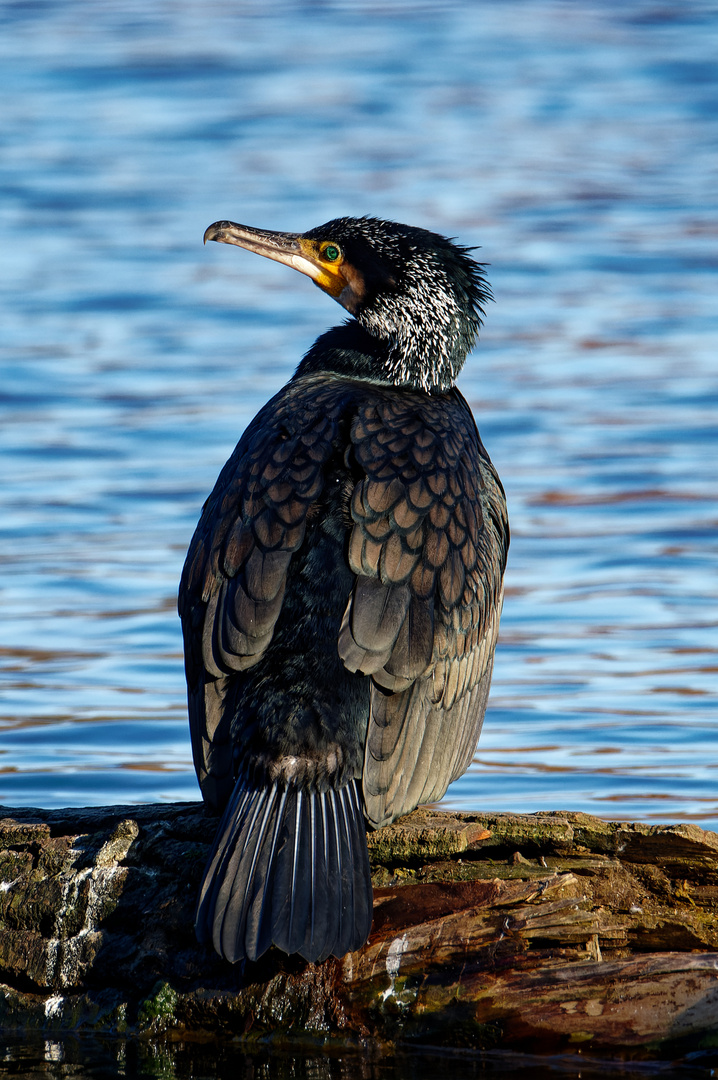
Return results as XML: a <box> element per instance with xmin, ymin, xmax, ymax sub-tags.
<box><xmin>1</xmin><ymin>803</ymin><xmax>717</xmax><ymax>1053</ymax></box>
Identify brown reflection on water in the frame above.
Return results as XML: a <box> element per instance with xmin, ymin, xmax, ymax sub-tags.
<box><xmin>529</xmin><ymin>489</ymin><xmax>706</xmax><ymax>507</ymax></box>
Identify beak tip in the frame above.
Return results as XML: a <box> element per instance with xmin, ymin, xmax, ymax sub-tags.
<box><xmin>204</xmin><ymin>221</ymin><xmax>228</xmax><ymax>245</ymax></box>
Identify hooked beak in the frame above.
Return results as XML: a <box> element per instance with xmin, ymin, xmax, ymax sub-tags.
<box><xmin>203</xmin><ymin>220</ymin><xmax>344</xmax><ymax>296</ymax></box>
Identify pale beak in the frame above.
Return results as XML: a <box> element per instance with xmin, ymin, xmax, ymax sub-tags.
<box><xmin>203</xmin><ymin>220</ymin><xmax>328</xmax><ymax>285</ymax></box>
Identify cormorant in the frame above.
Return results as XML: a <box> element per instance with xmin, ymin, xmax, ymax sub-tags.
<box><xmin>179</xmin><ymin>216</ymin><xmax>509</xmax><ymax>965</ymax></box>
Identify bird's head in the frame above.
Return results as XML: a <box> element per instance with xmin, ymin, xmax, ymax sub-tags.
<box><xmin>204</xmin><ymin>216</ymin><xmax>492</xmax><ymax>393</ymax></box>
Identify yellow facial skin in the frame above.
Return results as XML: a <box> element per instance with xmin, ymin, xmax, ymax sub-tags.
<box><xmin>295</xmin><ymin>238</ymin><xmax>346</xmax><ymax>298</ymax></box>
<box><xmin>296</xmin><ymin>237</ymin><xmax>368</xmax><ymax>311</ymax></box>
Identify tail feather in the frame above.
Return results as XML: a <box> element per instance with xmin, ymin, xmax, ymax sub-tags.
<box><xmin>346</xmin><ymin>782</ymin><xmax>373</xmax><ymax>941</ymax></box>
<box><xmin>327</xmin><ymin>789</ymin><xmax>344</xmax><ymax>954</ymax></box>
<box><xmin>196</xmin><ymin>777</ymin><xmax>373</xmax><ymax>964</ymax></box>
<box><xmin>220</xmin><ymin>785</ymin><xmax>278</xmax><ymax>959</ymax></box>
<box><xmin>196</xmin><ymin>785</ymin><xmax>255</xmax><ymax>949</ymax></box>
<box><xmin>316</xmin><ymin>790</ymin><xmax>341</xmax><ymax>959</ymax></box>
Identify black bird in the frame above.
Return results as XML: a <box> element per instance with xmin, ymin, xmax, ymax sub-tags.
<box><xmin>179</xmin><ymin>216</ymin><xmax>509</xmax><ymax>965</ymax></box>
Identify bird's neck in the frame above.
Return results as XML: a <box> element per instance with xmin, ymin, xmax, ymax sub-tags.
<box><xmin>294</xmin><ymin>321</ymin><xmax>461</xmax><ymax>393</ymax></box>
<box><xmin>294</xmin><ymin>323</ymin><xmax>391</xmax><ymax>385</ymax></box>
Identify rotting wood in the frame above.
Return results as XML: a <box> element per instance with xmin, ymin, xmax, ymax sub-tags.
<box><xmin>1</xmin><ymin>803</ymin><xmax>717</xmax><ymax>1052</ymax></box>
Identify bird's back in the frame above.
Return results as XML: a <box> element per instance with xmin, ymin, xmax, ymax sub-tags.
<box><xmin>180</xmin><ymin>371</ymin><xmax>506</xmax><ymax>813</ymax></box>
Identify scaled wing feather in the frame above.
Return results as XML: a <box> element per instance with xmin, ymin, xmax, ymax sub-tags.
<box><xmin>342</xmin><ymin>390</ymin><xmax>508</xmax><ymax>828</ymax></box>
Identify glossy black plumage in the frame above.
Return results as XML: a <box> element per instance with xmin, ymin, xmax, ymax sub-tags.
<box><xmin>180</xmin><ymin>216</ymin><xmax>509</xmax><ymax>964</ymax></box>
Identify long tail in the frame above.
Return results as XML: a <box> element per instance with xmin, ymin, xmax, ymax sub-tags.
<box><xmin>195</xmin><ymin>777</ymin><xmax>373</xmax><ymax>963</ymax></box>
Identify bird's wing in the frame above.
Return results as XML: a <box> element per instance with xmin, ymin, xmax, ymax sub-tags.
<box><xmin>339</xmin><ymin>390</ymin><xmax>509</xmax><ymax>828</ymax></box>
<box><xmin>178</xmin><ymin>379</ymin><xmax>341</xmax><ymax>810</ymax></box>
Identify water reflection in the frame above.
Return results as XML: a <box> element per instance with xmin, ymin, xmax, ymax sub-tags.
<box><xmin>1</xmin><ymin>1036</ymin><xmax>715</xmax><ymax>1080</ymax></box>
<box><xmin>0</xmin><ymin>0</ymin><xmax>716</xmax><ymax>825</ymax></box>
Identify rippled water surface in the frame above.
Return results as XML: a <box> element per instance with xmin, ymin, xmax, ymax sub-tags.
<box><xmin>1</xmin><ymin>0</ymin><xmax>717</xmax><ymax>829</ymax></box>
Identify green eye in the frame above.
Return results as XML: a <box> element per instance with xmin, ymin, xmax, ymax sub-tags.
<box><xmin>324</xmin><ymin>244</ymin><xmax>341</xmax><ymax>262</ymax></box>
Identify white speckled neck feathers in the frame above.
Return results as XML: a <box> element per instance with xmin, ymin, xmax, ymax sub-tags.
<box><xmin>301</xmin><ymin>217</ymin><xmax>492</xmax><ymax>394</ymax></box>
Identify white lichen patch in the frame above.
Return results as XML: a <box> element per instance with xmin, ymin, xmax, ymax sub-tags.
<box><xmin>381</xmin><ymin>933</ymin><xmax>417</xmax><ymax>1007</ymax></box>
<box><xmin>44</xmin><ymin>995</ymin><xmax>64</xmax><ymax>1019</ymax></box>
<box><xmin>42</xmin><ymin>846</ymin><xmax>130</xmax><ymax>988</ymax></box>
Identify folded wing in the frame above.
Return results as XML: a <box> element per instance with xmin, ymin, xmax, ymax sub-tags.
<box><xmin>338</xmin><ymin>390</ymin><xmax>509</xmax><ymax>827</ymax></box>
<box><xmin>179</xmin><ymin>380</ymin><xmax>343</xmax><ymax>810</ymax></box>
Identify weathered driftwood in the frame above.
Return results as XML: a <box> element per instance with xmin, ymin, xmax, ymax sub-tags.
<box><xmin>1</xmin><ymin>802</ymin><xmax>717</xmax><ymax>1053</ymax></box>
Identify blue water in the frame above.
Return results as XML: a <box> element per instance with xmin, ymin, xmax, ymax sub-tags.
<box><xmin>1</xmin><ymin>0</ymin><xmax>717</xmax><ymax>829</ymax></box>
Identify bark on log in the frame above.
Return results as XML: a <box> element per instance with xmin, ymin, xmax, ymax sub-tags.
<box><xmin>1</xmin><ymin>803</ymin><xmax>717</xmax><ymax>1054</ymax></box>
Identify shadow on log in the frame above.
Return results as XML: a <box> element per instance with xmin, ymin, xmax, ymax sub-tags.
<box><xmin>1</xmin><ymin>803</ymin><xmax>717</xmax><ymax>1055</ymax></box>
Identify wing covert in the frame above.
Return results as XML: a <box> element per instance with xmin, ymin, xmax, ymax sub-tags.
<box><xmin>338</xmin><ymin>390</ymin><xmax>508</xmax><ymax>828</ymax></box>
